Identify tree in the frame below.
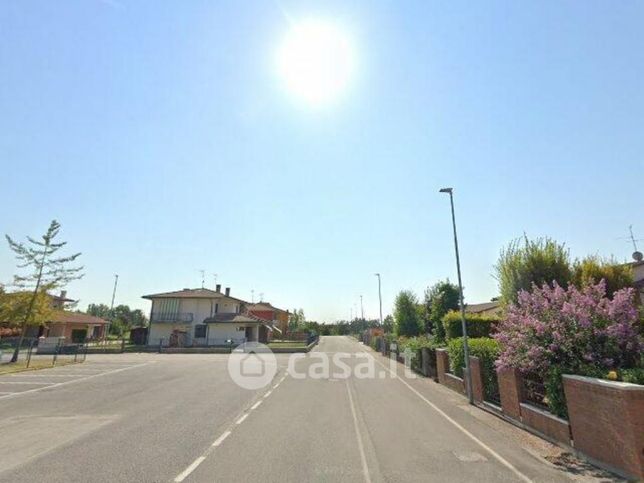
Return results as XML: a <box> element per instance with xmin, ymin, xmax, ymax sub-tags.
<box><xmin>86</xmin><ymin>303</ymin><xmax>148</xmax><ymax>336</ymax></box>
<box><xmin>382</xmin><ymin>315</ymin><xmax>394</xmax><ymax>334</ymax></box>
<box><xmin>423</xmin><ymin>280</ymin><xmax>460</xmax><ymax>341</ymax></box>
<box><xmin>5</xmin><ymin>220</ymin><xmax>83</xmax><ymax>362</ymax></box>
<box><xmin>572</xmin><ymin>255</ymin><xmax>633</xmax><ymax>297</ymax></box>
<box><xmin>0</xmin><ymin>287</ymin><xmax>53</xmax><ymax>333</ymax></box>
<box><xmin>393</xmin><ymin>290</ymin><xmax>421</xmax><ymax>337</ymax></box>
<box><xmin>495</xmin><ymin>236</ymin><xmax>571</xmax><ymax>305</ymax></box>
<box><xmin>288</xmin><ymin>308</ymin><xmax>306</xmax><ymax>332</ymax></box>
<box><xmin>87</xmin><ymin>303</ymin><xmax>111</xmax><ymax>319</ymax></box>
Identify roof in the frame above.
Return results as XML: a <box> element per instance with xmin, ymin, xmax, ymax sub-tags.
<box><xmin>49</xmin><ymin>293</ymin><xmax>75</xmax><ymax>303</ymax></box>
<box><xmin>246</xmin><ymin>302</ymin><xmax>288</xmax><ymax>314</ymax></box>
<box><xmin>142</xmin><ymin>288</ymin><xmax>246</xmax><ymax>304</ymax></box>
<box><xmin>50</xmin><ymin>311</ymin><xmax>108</xmax><ymax>325</ymax></box>
<box><xmin>203</xmin><ymin>314</ymin><xmax>262</xmax><ymax>324</ymax></box>
<box><xmin>464</xmin><ymin>301</ymin><xmax>501</xmax><ymax>315</ymax></box>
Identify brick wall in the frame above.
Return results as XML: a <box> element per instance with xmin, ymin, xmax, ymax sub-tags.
<box><xmin>469</xmin><ymin>356</ymin><xmax>484</xmax><ymax>403</ymax></box>
<box><xmin>436</xmin><ymin>349</ymin><xmax>449</xmax><ymax>385</ymax></box>
<box><xmin>519</xmin><ymin>403</ymin><xmax>571</xmax><ymax>445</ymax></box>
<box><xmin>497</xmin><ymin>367</ymin><xmax>523</xmax><ymax>420</ymax></box>
<box><xmin>564</xmin><ymin>375</ymin><xmax>644</xmax><ymax>479</ymax></box>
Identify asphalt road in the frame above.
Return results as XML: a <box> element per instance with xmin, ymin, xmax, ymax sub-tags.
<box><xmin>0</xmin><ymin>336</ymin><xmax>616</xmax><ymax>482</ymax></box>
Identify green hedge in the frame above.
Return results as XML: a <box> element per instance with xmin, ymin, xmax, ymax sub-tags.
<box><xmin>447</xmin><ymin>337</ymin><xmax>501</xmax><ymax>384</ymax></box>
<box><xmin>442</xmin><ymin>311</ymin><xmax>499</xmax><ymax>340</ymax></box>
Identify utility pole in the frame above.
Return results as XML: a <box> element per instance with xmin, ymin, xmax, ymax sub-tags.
<box><xmin>440</xmin><ymin>187</ymin><xmax>473</xmax><ymax>404</ymax></box>
<box><xmin>199</xmin><ymin>270</ymin><xmax>205</xmax><ymax>288</ymax></box>
<box><xmin>374</xmin><ymin>273</ymin><xmax>383</xmax><ymax>326</ymax></box>
<box><xmin>360</xmin><ymin>295</ymin><xmax>364</xmax><ymax>320</ymax></box>
<box><xmin>106</xmin><ymin>274</ymin><xmax>119</xmax><ymax>341</ymax></box>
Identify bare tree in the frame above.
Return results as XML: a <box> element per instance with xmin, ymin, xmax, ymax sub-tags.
<box><xmin>5</xmin><ymin>220</ymin><xmax>83</xmax><ymax>362</ymax></box>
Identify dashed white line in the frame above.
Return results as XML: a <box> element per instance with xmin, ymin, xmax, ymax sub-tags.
<box><xmin>173</xmin><ymin>456</ymin><xmax>206</xmax><ymax>482</ymax></box>
<box><xmin>263</xmin><ymin>390</ymin><xmax>272</xmax><ymax>398</ymax></box>
<box><xmin>212</xmin><ymin>430</ymin><xmax>231</xmax><ymax>447</ymax></box>
<box><xmin>236</xmin><ymin>414</ymin><xmax>248</xmax><ymax>425</ymax></box>
<box><xmin>251</xmin><ymin>400</ymin><xmax>262</xmax><ymax>410</ymax></box>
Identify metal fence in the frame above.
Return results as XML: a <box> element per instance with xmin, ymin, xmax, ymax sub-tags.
<box><xmin>523</xmin><ymin>372</ymin><xmax>550</xmax><ymax>411</ymax></box>
<box><xmin>483</xmin><ymin>369</ymin><xmax>502</xmax><ymax>406</ymax></box>
<box><xmin>0</xmin><ymin>337</ymin><xmax>88</xmax><ymax>368</ymax></box>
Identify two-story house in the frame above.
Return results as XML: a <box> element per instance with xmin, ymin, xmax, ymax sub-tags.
<box><xmin>143</xmin><ymin>285</ymin><xmax>275</xmax><ymax>347</ymax></box>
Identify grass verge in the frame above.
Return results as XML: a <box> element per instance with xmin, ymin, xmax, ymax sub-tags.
<box><xmin>0</xmin><ymin>359</ymin><xmax>79</xmax><ymax>376</ymax></box>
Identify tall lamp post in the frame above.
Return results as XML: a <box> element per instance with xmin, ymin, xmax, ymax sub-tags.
<box><xmin>374</xmin><ymin>273</ymin><xmax>383</xmax><ymax>326</ymax></box>
<box><xmin>439</xmin><ymin>188</ymin><xmax>473</xmax><ymax>404</ymax></box>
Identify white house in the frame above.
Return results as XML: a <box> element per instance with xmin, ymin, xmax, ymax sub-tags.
<box><xmin>142</xmin><ymin>285</ymin><xmax>273</xmax><ymax>347</ymax></box>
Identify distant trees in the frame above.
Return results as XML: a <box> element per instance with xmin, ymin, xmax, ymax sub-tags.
<box><xmin>86</xmin><ymin>303</ymin><xmax>148</xmax><ymax>336</ymax></box>
<box><xmin>5</xmin><ymin>220</ymin><xmax>83</xmax><ymax>362</ymax></box>
<box><xmin>394</xmin><ymin>290</ymin><xmax>421</xmax><ymax>337</ymax></box>
<box><xmin>382</xmin><ymin>315</ymin><xmax>394</xmax><ymax>334</ymax></box>
<box><xmin>572</xmin><ymin>255</ymin><xmax>633</xmax><ymax>297</ymax></box>
<box><xmin>288</xmin><ymin>308</ymin><xmax>306</xmax><ymax>332</ymax></box>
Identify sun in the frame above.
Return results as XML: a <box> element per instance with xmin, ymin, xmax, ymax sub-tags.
<box><xmin>276</xmin><ymin>19</ymin><xmax>355</xmax><ymax>107</ymax></box>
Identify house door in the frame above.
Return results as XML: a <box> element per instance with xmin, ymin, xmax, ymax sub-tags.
<box><xmin>245</xmin><ymin>327</ymin><xmax>253</xmax><ymax>342</ymax></box>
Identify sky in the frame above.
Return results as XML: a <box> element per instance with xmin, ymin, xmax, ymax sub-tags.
<box><xmin>1</xmin><ymin>1</ymin><xmax>643</xmax><ymax>322</ymax></box>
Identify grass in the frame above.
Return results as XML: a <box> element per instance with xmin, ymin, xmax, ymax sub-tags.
<box><xmin>268</xmin><ymin>341</ymin><xmax>308</xmax><ymax>348</ymax></box>
<box><xmin>0</xmin><ymin>359</ymin><xmax>79</xmax><ymax>376</ymax></box>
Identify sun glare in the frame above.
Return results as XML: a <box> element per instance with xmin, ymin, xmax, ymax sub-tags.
<box><xmin>276</xmin><ymin>19</ymin><xmax>355</xmax><ymax>107</ymax></box>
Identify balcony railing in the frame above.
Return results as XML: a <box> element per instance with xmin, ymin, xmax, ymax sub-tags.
<box><xmin>150</xmin><ymin>312</ymin><xmax>193</xmax><ymax>323</ymax></box>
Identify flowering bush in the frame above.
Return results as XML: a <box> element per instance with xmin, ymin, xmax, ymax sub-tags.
<box><xmin>494</xmin><ymin>280</ymin><xmax>641</xmax><ymax>417</ymax></box>
<box><xmin>495</xmin><ymin>280</ymin><xmax>641</xmax><ymax>375</ymax></box>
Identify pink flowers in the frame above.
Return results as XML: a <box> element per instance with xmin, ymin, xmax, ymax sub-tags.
<box><xmin>495</xmin><ymin>280</ymin><xmax>641</xmax><ymax>374</ymax></box>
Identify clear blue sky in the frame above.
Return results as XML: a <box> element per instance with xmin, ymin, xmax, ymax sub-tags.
<box><xmin>1</xmin><ymin>1</ymin><xmax>642</xmax><ymax>322</ymax></box>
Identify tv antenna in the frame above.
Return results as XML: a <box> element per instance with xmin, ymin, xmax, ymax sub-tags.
<box><xmin>259</xmin><ymin>292</ymin><xmax>264</xmax><ymax>302</ymax></box>
<box><xmin>198</xmin><ymin>269</ymin><xmax>205</xmax><ymax>288</ymax></box>
<box><xmin>620</xmin><ymin>225</ymin><xmax>644</xmax><ymax>262</ymax></box>
<box><xmin>251</xmin><ymin>289</ymin><xmax>255</xmax><ymax>303</ymax></box>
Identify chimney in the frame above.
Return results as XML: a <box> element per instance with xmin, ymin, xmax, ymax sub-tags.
<box><xmin>60</xmin><ymin>290</ymin><xmax>67</xmax><ymax>300</ymax></box>
<box><xmin>225</xmin><ymin>287</ymin><xmax>230</xmax><ymax>297</ymax></box>
<box><xmin>216</xmin><ymin>284</ymin><xmax>221</xmax><ymax>293</ymax></box>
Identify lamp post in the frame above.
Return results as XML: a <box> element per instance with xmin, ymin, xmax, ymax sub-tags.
<box><xmin>439</xmin><ymin>188</ymin><xmax>473</xmax><ymax>404</ymax></box>
<box><xmin>374</xmin><ymin>273</ymin><xmax>383</xmax><ymax>326</ymax></box>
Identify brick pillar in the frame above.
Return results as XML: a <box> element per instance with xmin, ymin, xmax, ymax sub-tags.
<box><xmin>469</xmin><ymin>356</ymin><xmax>484</xmax><ymax>403</ymax></box>
<box><xmin>436</xmin><ymin>348</ymin><xmax>449</xmax><ymax>384</ymax></box>
<box><xmin>497</xmin><ymin>367</ymin><xmax>523</xmax><ymax>420</ymax></box>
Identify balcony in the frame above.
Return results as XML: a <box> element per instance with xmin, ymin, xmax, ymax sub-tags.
<box><xmin>150</xmin><ymin>312</ymin><xmax>193</xmax><ymax>323</ymax></box>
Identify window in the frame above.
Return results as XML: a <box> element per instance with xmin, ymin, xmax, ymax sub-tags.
<box><xmin>194</xmin><ymin>324</ymin><xmax>207</xmax><ymax>338</ymax></box>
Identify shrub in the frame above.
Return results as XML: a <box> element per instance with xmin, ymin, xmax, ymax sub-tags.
<box><xmin>495</xmin><ymin>280</ymin><xmax>642</xmax><ymax>417</ymax></box>
<box><xmin>394</xmin><ymin>290</ymin><xmax>422</xmax><ymax>336</ymax></box>
<box><xmin>495</xmin><ymin>236</ymin><xmax>572</xmax><ymax>305</ymax></box>
<box><xmin>447</xmin><ymin>337</ymin><xmax>501</xmax><ymax>379</ymax></box>
<box><xmin>423</xmin><ymin>280</ymin><xmax>460</xmax><ymax>341</ymax></box>
<box><xmin>572</xmin><ymin>256</ymin><xmax>633</xmax><ymax>297</ymax></box>
<box><xmin>442</xmin><ymin>311</ymin><xmax>499</xmax><ymax>340</ymax></box>
<box><xmin>620</xmin><ymin>367</ymin><xmax>644</xmax><ymax>385</ymax></box>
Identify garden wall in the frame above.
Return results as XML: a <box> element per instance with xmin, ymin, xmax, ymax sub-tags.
<box><xmin>563</xmin><ymin>375</ymin><xmax>644</xmax><ymax>479</ymax></box>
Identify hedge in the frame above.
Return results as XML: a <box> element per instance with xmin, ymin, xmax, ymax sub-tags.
<box><xmin>448</xmin><ymin>337</ymin><xmax>501</xmax><ymax>401</ymax></box>
<box><xmin>442</xmin><ymin>311</ymin><xmax>499</xmax><ymax>340</ymax></box>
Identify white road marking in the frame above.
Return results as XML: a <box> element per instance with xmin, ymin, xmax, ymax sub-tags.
<box><xmin>345</xmin><ymin>381</ymin><xmax>372</xmax><ymax>483</ymax></box>
<box><xmin>8</xmin><ymin>373</ymin><xmax>86</xmax><ymax>377</ymax></box>
<box><xmin>236</xmin><ymin>414</ymin><xmax>248</xmax><ymax>425</ymax></box>
<box><xmin>0</xmin><ymin>381</ymin><xmax>55</xmax><ymax>385</ymax></box>
<box><xmin>263</xmin><ymin>390</ymin><xmax>272</xmax><ymax>398</ymax></box>
<box><xmin>173</xmin><ymin>456</ymin><xmax>206</xmax><ymax>482</ymax></box>
<box><xmin>0</xmin><ymin>391</ymin><xmax>16</xmax><ymax>395</ymax></box>
<box><xmin>212</xmin><ymin>430</ymin><xmax>231</xmax><ymax>447</ymax></box>
<box><xmin>358</xmin><ymin>344</ymin><xmax>533</xmax><ymax>483</ymax></box>
<box><xmin>251</xmin><ymin>400</ymin><xmax>262</xmax><ymax>410</ymax></box>
<box><xmin>0</xmin><ymin>363</ymin><xmax>151</xmax><ymax>401</ymax></box>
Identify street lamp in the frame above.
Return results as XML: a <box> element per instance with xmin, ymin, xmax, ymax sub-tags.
<box><xmin>374</xmin><ymin>273</ymin><xmax>383</xmax><ymax>326</ymax></box>
<box><xmin>439</xmin><ymin>187</ymin><xmax>473</xmax><ymax>404</ymax></box>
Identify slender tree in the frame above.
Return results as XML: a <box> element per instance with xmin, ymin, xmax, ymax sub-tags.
<box><xmin>6</xmin><ymin>220</ymin><xmax>83</xmax><ymax>362</ymax></box>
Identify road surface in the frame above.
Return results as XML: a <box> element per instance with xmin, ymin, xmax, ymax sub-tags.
<box><xmin>0</xmin><ymin>336</ymin><xmax>615</xmax><ymax>482</ymax></box>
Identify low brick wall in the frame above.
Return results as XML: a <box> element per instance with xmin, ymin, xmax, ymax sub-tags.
<box><xmin>469</xmin><ymin>356</ymin><xmax>484</xmax><ymax>403</ymax></box>
<box><xmin>436</xmin><ymin>349</ymin><xmax>449</xmax><ymax>385</ymax></box>
<box><xmin>564</xmin><ymin>375</ymin><xmax>644</xmax><ymax>479</ymax></box>
<box><xmin>444</xmin><ymin>373</ymin><xmax>466</xmax><ymax>394</ymax></box>
<box><xmin>497</xmin><ymin>367</ymin><xmax>523</xmax><ymax>420</ymax></box>
<box><xmin>519</xmin><ymin>403</ymin><xmax>571</xmax><ymax>445</ymax></box>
